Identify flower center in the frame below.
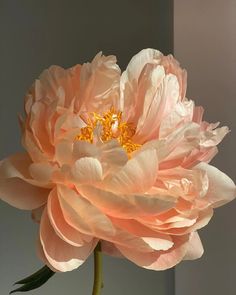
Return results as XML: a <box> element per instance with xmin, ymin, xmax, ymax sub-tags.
<box><xmin>75</xmin><ymin>108</ymin><xmax>141</xmax><ymax>154</ymax></box>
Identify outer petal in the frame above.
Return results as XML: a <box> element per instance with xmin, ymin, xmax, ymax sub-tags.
<box><xmin>79</xmin><ymin>185</ymin><xmax>175</xmax><ymax>218</ymax></box>
<box><xmin>47</xmin><ymin>187</ymin><xmax>92</xmax><ymax>246</ymax></box>
<box><xmin>0</xmin><ymin>152</ymin><xmax>52</xmax><ymax>188</ymax></box>
<box><xmin>110</xmin><ymin>217</ymin><xmax>173</xmax><ymax>251</ymax></box>
<box><xmin>0</xmin><ymin>153</ymin><xmax>32</xmax><ymax>179</ymax></box>
<box><xmin>57</xmin><ymin>185</ymin><xmax>116</xmax><ymax>238</ymax></box>
<box><xmin>0</xmin><ymin>153</ymin><xmax>50</xmax><ymax>209</ymax></box>
<box><xmin>116</xmin><ymin>234</ymin><xmax>190</xmax><ymax>270</ymax></box>
<box><xmin>195</xmin><ymin>162</ymin><xmax>236</xmax><ymax>207</ymax></box>
<box><xmin>57</xmin><ymin>185</ymin><xmax>172</xmax><ymax>252</ymax></box>
<box><xmin>101</xmin><ymin>241</ymin><xmax>123</xmax><ymax>258</ymax></box>
<box><xmin>39</xmin><ymin>207</ymin><xmax>97</xmax><ymax>272</ymax></box>
<box><xmin>183</xmin><ymin>231</ymin><xmax>204</xmax><ymax>260</ymax></box>
<box><xmin>0</xmin><ymin>178</ymin><xmax>49</xmax><ymax>210</ymax></box>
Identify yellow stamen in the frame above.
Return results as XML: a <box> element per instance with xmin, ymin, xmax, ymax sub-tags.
<box><xmin>75</xmin><ymin>108</ymin><xmax>141</xmax><ymax>154</ymax></box>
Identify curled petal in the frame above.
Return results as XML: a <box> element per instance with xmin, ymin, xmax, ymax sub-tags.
<box><xmin>39</xmin><ymin>208</ymin><xmax>97</xmax><ymax>272</ymax></box>
<box><xmin>76</xmin><ymin>53</ymin><xmax>121</xmax><ymax>113</ymax></box>
<box><xmin>104</xmin><ymin>148</ymin><xmax>158</xmax><ymax>194</ymax></box>
<box><xmin>101</xmin><ymin>241</ymin><xmax>123</xmax><ymax>258</ymax></box>
<box><xmin>57</xmin><ymin>185</ymin><xmax>116</xmax><ymax>238</ymax></box>
<box><xmin>72</xmin><ymin>141</ymin><xmax>99</xmax><ymax>161</ymax></box>
<box><xmin>71</xmin><ymin>157</ymin><xmax>103</xmax><ymax>185</ymax></box>
<box><xmin>183</xmin><ymin>231</ymin><xmax>204</xmax><ymax>260</ymax></box>
<box><xmin>48</xmin><ymin>188</ymin><xmax>92</xmax><ymax>246</ymax></box>
<box><xmin>0</xmin><ymin>178</ymin><xmax>48</xmax><ymax>210</ymax></box>
<box><xmin>195</xmin><ymin>162</ymin><xmax>236</xmax><ymax>207</ymax></box>
<box><xmin>79</xmin><ymin>185</ymin><xmax>175</xmax><ymax>218</ymax></box>
<box><xmin>116</xmin><ymin>234</ymin><xmax>190</xmax><ymax>270</ymax></box>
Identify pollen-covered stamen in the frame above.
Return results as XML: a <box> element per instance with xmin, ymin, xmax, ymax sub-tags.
<box><xmin>75</xmin><ymin>108</ymin><xmax>141</xmax><ymax>154</ymax></box>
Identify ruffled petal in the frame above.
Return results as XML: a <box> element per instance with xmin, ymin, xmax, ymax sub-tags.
<box><xmin>48</xmin><ymin>187</ymin><xmax>92</xmax><ymax>246</ymax></box>
<box><xmin>57</xmin><ymin>185</ymin><xmax>116</xmax><ymax>238</ymax></box>
<box><xmin>76</xmin><ymin>53</ymin><xmax>121</xmax><ymax>113</ymax></box>
<box><xmin>71</xmin><ymin>157</ymin><xmax>103</xmax><ymax>185</ymax></box>
<box><xmin>39</xmin><ymin>207</ymin><xmax>97</xmax><ymax>272</ymax></box>
<box><xmin>195</xmin><ymin>163</ymin><xmax>236</xmax><ymax>207</ymax></box>
<box><xmin>0</xmin><ymin>177</ymin><xmax>49</xmax><ymax>210</ymax></box>
<box><xmin>104</xmin><ymin>148</ymin><xmax>158</xmax><ymax>194</ymax></box>
<box><xmin>0</xmin><ymin>153</ymin><xmax>50</xmax><ymax>209</ymax></box>
<box><xmin>101</xmin><ymin>241</ymin><xmax>123</xmax><ymax>258</ymax></box>
<box><xmin>79</xmin><ymin>185</ymin><xmax>175</xmax><ymax>218</ymax></box>
<box><xmin>183</xmin><ymin>231</ymin><xmax>204</xmax><ymax>260</ymax></box>
<box><xmin>116</xmin><ymin>234</ymin><xmax>190</xmax><ymax>270</ymax></box>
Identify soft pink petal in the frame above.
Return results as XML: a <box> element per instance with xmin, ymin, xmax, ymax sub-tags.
<box><xmin>101</xmin><ymin>241</ymin><xmax>123</xmax><ymax>258</ymax></box>
<box><xmin>134</xmin><ymin>72</ymin><xmax>180</xmax><ymax>143</ymax></box>
<box><xmin>104</xmin><ymin>148</ymin><xmax>158</xmax><ymax>194</ymax></box>
<box><xmin>0</xmin><ymin>153</ymin><xmax>32</xmax><ymax>179</ymax></box>
<box><xmin>160</xmin><ymin>54</ymin><xmax>187</xmax><ymax>100</ymax></box>
<box><xmin>99</xmin><ymin>140</ymin><xmax>128</xmax><ymax>174</ymax></box>
<box><xmin>57</xmin><ymin>185</ymin><xmax>116</xmax><ymax>238</ymax></box>
<box><xmin>29</xmin><ymin>162</ymin><xmax>54</xmax><ymax>184</ymax></box>
<box><xmin>121</xmin><ymin>48</ymin><xmax>163</xmax><ymax>83</ymax></box>
<box><xmin>55</xmin><ymin>140</ymin><xmax>73</xmax><ymax>165</ymax></box>
<box><xmin>195</xmin><ymin>163</ymin><xmax>236</xmax><ymax>207</ymax></box>
<box><xmin>79</xmin><ymin>185</ymin><xmax>175</xmax><ymax>218</ymax></box>
<box><xmin>76</xmin><ymin>53</ymin><xmax>120</xmax><ymax>113</ymax></box>
<box><xmin>116</xmin><ymin>234</ymin><xmax>190</xmax><ymax>270</ymax></box>
<box><xmin>200</xmin><ymin>126</ymin><xmax>229</xmax><ymax>147</ymax></box>
<box><xmin>183</xmin><ymin>231</ymin><xmax>204</xmax><ymax>260</ymax></box>
<box><xmin>120</xmin><ymin>49</ymin><xmax>163</xmax><ymax>122</ymax></box>
<box><xmin>48</xmin><ymin>187</ymin><xmax>92</xmax><ymax>246</ymax></box>
<box><xmin>110</xmin><ymin>217</ymin><xmax>173</xmax><ymax>251</ymax></box>
<box><xmin>71</xmin><ymin>157</ymin><xmax>103</xmax><ymax>185</ymax></box>
<box><xmin>72</xmin><ymin>141</ymin><xmax>99</xmax><ymax>161</ymax></box>
<box><xmin>0</xmin><ymin>178</ymin><xmax>49</xmax><ymax>210</ymax></box>
<box><xmin>40</xmin><ymin>208</ymin><xmax>97</xmax><ymax>272</ymax></box>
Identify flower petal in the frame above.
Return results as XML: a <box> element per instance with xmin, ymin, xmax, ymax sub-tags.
<box><xmin>57</xmin><ymin>185</ymin><xmax>116</xmax><ymax>238</ymax></box>
<box><xmin>79</xmin><ymin>185</ymin><xmax>175</xmax><ymax>218</ymax></box>
<box><xmin>116</xmin><ymin>234</ymin><xmax>190</xmax><ymax>270</ymax></box>
<box><xmin>195</xmin><ymin>163</ymin><xmax>236</xmax><ymax>207</ymax></box>
<box><xmin>183</xmin><ymin>231</ymin><xmax>204</xmax><ymax>260</ymax></box>
<box><xmin>76</xmin><ymin>53</ymin><xmax>121</xmax><ymax>113</ymax></box>
<box><xmin>47</xmin><ymin>187</ymin><xmax>92</xmax><ymax>246</ymax></box>
<box><xmin>71</xmin><ymin>157</ymin><xmax>103</xmax><ymax>185</ymax></box>
<box><xmin>104</xmin><ymin>148</ymin><xmax>158</xmax><ymax>194</ymax></box>
<box><xmin>101</xmin><ymin>241</ymin><xmax>123</xmax><ymax>258</ymax></box>
<box><xmin>39</xmin><ymin>207</ymin><xmax>97</xmax><ymax>272</ymax></box>
<box><xmin>0</xmin><ymin>153</ymin><xmax>50</xmax><ymax>209</ymax></box>
<box><xmin>0</xmin><ymin>178</ymin><xmax>49</xmax><ymax>210</ymax></box>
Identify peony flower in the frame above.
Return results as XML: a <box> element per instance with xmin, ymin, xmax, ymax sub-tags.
<box><xmin>1</xmin><ymin>49</ymin><xmax>235</xmax><ymax>276</ymax></box>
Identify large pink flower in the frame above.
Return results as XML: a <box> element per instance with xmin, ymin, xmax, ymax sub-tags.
<box><xmin>0</xmin><ymin>49</ymin><xmax>235</xmax><ymax>272</ymax></box>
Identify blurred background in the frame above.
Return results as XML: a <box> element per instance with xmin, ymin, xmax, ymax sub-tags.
<box><xmin>0</xmin><ymin>1</ymin><xmax>174</xmax><ymax>295</ymax></box>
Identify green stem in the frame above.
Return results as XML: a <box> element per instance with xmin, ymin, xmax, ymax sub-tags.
<box><xmin>92</xmin><ymin>242</ymin><xmax>103</xmax><ymax>295</ymax></box>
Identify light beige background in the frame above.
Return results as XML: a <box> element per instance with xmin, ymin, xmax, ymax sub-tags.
<box><xmin>174</xmin><ymin>1</ymin><xmax>236</xmax><ymax>294</ymax></box>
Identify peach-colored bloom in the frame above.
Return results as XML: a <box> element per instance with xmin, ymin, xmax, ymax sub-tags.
<box><xmin>0</xmin><ymin>49</ymin><xmax>235</xmax><ymax>272</ymax></box>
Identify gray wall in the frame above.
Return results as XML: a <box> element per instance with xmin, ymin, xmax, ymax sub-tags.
<box><xmin>174</xmin><ymin>1</ymin><xmax>236</xmax><ymax>295</ymax></box>
<box><xmin>0</xmin><ymin>1</ymin><xmax>174</xmax><ymax>294</ymax></box>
